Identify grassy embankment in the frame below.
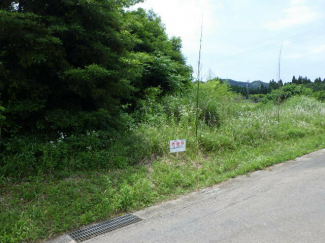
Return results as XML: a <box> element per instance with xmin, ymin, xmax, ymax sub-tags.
<box><xmin>1</xmin><ymin>84</ymin><xmax>325</xmax><ymax>242</ymax></box>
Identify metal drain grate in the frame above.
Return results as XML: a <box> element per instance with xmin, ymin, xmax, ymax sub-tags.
<box><xmin>69</xmin><ymin>214</ymin><xmax>142</xmax><ymax>242</ymax></box>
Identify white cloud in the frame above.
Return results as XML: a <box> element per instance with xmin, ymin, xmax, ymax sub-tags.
<box><xmin>283</xmin><ymin>40</ymin><xmax>291</xmax><ymax>46</ymax></box>
<box><xmin>129</xmin><ymin>0</ymin><xmax>325</xmax><ymax>82</ymax></box>
<box><xmin>284</xmin><ymin>53</ymin><xmax>302</xmax><ymax>59</ymax></box>
<box><xmin>131</xmin><ymin>0</ymin><xmax>222</xmax><ymax>74</ymax></box>
<box><xmin>311</xmin><ymin>45</ymin><xmax>325</xmax><ymax>54</ymax></box>
<box><xmin>131</xmin><ymin>0</ymin><xmax>221</xmax><ymax>40</ymax></box>
<box><xmin>265</xmin><ymin>1</ymin><xmax>321</xmax><ymax>30</ymax></box>
<box><xmin>290</xmin><ymin>0</ymin><xmax>305</xmax><ymax>5</ymax></box>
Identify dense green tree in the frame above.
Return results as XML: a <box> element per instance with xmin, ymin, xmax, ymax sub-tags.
<box><xmin>219</xmin><ymin>74</ymin><xmax>325</xmax><ymax>101</ymax></box>
<box><xmin>313</xmin><ymin>90</ymin><xmax>325</xmax><ymax>101</ymax></box>
<box><xmin>294</xmin><ymin>76</ymin><xmax>311</xmax><ymax>85</ymax></box>
<box><xmin>122</xmin><ymin>8</ymin><xmax>192</xmax><ymax>96</ymax></box>
<box><xmin>0</xmin><ymin>1</ymin><xmax>191</xmax><ymax>137</ymax></box>
<box><xmin>229</xmin><ymin>85</ymin><xmax>246</xmax><ymax>97</ymax></box>
<box><xmin>262</xmin><ymin>84</ymin><xmax>313</xmax><ymax>104</ymax></box>
<box><xmin>314</xmin><ymin>77</ymin><xmax>322</xmax><ymax>83</ymax></box>
<box><xmin>269</xmin><ymin>79</ymin><xmax>278</xmax><ymax>90</ymax></box>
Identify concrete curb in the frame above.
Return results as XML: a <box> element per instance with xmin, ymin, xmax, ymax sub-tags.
<box><xmin>44</xmin><ymin>234</ymin><xmax>75</xmax><ymax>243</ymax></box>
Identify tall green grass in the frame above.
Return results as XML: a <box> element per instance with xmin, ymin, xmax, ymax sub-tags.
<box><xmin>130</xmin><ymin>84</ymin><xmax>325</xmax><ymax>159</ymax></box>
<box><xmin>1</xmin><ymin>81</ymin><xmax>325</xmax><ymax>242</ymax></box>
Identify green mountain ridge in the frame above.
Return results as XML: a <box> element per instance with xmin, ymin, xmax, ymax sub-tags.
<box><xmin>221</xmin><ymin>79</ymin><xmax>269</xmax><ymax>89</ymax></box>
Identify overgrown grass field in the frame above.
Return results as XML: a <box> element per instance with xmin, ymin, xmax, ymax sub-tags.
<box><xmin>1</xmin><ymin>82</ymin><xmax>325</xmax><ymax>242</ymax></box>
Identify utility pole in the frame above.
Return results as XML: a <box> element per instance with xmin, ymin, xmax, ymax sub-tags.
<box><xmin>195</xmin><ymin>14</ymin><xmax>203</xmax><ymax>140</ymax></box>
<box><xmin>277</xmin><ymin>42</ymin><xmax>283</xmax><ymax>123</ymax></box>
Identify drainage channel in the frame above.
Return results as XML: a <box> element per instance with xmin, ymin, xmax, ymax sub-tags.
<box><xmin>69</xmin><ymin>214</ymin><xmax>142</xmax><ymax>242</ymax></box>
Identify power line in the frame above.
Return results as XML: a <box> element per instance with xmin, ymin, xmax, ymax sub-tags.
<box><xmin>282</xmin><ymin>60</ymin><xmax>325</xmax><ymax>74</ymax></box>
<box><xmin>212</xmin><ymin>25</ymin><xmax>325</xmax><ymax>63</ymax></box>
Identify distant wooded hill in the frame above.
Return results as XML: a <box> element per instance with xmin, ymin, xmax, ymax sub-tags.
<box><xmin>221</xmin><ymin>79</ymin><xmax>269</xmax><ymax>89</ymax></box>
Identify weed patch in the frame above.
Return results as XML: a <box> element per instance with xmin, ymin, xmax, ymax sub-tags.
<box><xmin>1</xmin><ymin>95</ymin><xmax>325</xmax><ymax>242</ymax></box>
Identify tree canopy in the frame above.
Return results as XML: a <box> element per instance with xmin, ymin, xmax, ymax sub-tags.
<box><xmin>0</xmin><ymin>1</ymin><xmax>192</xmax><ymax>137</ymax></box>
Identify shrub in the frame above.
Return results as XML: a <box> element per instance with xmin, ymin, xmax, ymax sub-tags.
<box><xmin>262</xmin><ymin>84</ymin><xmax>312</xmax><ymax>104</ymax></box>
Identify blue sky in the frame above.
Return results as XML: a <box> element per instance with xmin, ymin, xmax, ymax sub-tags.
<box><xmin>131</xmin><ymin>0</ymin><xmax>325</xmax><ymax>83</ymax></box>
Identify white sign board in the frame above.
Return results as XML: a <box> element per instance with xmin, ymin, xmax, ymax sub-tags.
<box><xmin>170</xmin><ymin>139</ymin><xmax>186</xmax><ymax>153</ymax></box>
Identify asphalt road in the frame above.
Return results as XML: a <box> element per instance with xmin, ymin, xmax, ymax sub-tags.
<box><xmin>51</xmin><ymin>149</ymin><xmax>325</xmax><ymax>243</ymax></box>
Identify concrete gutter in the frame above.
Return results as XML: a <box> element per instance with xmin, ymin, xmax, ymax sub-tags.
<box><xmin>45</xmin><ymin>234</ymin><xmax>75</xmax><ymax>243</ymax></box>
